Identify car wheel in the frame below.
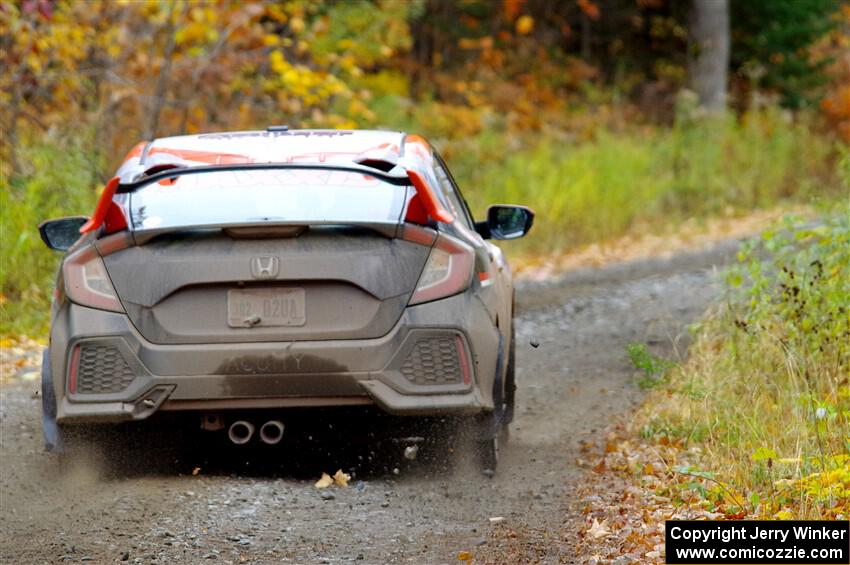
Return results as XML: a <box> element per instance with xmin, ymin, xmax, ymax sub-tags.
<box><xmin>476</xmin><ymin>431</ymin><xmax>500</xmax><ymax>473</ymax></box>
<box><xmin>467</xmin><ymin>410</ymin><xmax>501</xmax><ymax>474</ymax></box>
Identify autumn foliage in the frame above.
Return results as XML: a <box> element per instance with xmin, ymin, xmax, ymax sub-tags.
<box><xmin>0</xmin><ymin>0</ymin><xmax>847</xmax><ymax>335</ymax></box>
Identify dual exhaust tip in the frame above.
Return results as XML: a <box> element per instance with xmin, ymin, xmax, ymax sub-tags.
<box><xmin>227</xmin><ymin>420</ymin><xmax>284</xmax><ymax>445</ymax></box>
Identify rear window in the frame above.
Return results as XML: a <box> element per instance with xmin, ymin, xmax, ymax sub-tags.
<box><xmin>127</xmin><ymin>169</ymin><xmax>407</xmax><ymax>230</ymax></box>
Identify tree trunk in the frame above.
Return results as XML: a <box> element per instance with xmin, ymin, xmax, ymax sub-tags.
<box><xmin>580</xmin><ymin>13</ymin><xmax>591</xmax><ymax>62</ymax></box>
<box><xmin>144</xmin><ymin>1</ymin><xmax>181</xmax><ymax>140</ymax></box>
<box><xmin>689</xmin><ymin>0</ymin><xmax>729</xmax><ymax>113</ymax></box>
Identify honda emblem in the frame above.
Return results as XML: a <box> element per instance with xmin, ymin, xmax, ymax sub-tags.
<box><xmin>250</xmin><ymin>256</ymin><xmax>279</xmax><ymax>279</ymax></box>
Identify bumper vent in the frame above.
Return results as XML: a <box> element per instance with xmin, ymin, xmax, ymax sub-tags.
<box><xmin>400</xmin><ymin>337</ymin><xmax>462</xmax><ymax>385</ymax></box>
<box><xmin>76</xmin><ymin>345</ymin><xmax>136</xmax><ymax>394</ymax></box>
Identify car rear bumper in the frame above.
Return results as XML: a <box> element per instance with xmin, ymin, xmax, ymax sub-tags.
<box><xmin>50</xmin><ymin>292</ymin><xmax>499</xmax><ymax>423</ymax></box>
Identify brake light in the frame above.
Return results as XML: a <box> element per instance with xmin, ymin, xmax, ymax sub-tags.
<box><xmin>63</xmin><ymin>246</ymin><xmax>124</xmax><ymax>312</ymax></box>
<box><xmin>409</xmin><ymin>233</ymin><xmax>474</xmax><ymax>305</ymax></box>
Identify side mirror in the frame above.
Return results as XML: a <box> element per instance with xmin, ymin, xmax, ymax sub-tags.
<box><xmin>38</xmin><ymin>216</ymin><xmax>88</xmax><ymax>251</ymax></box>
<box><xmin>475</xmin><ymin>205</ymin><xmax>535</xmax><ymax>240</ymax></box>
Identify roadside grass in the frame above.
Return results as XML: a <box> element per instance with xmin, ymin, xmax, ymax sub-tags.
<box><xmin>0</xmin><ymin>109</ymin><xmax>844</xmax><ymax>337</ymax></box>
<box><xmin>449</xmin><ymin>108</ymin><xmax>841</xmax><ymax>259</ymax></box>
<box><xmin>626</xmin><ymin>343</ymin><xmax>677</xmax><ymax>391</ymax></box>
<box><xmin>636</xmin><ymin>210</ymin><xmax>850</xmax><ymax>519</ymax></box>
<box><xmin>0</xmin><ymin>133</ymin><xmax>101</xmax><ymax>336</ymax></box>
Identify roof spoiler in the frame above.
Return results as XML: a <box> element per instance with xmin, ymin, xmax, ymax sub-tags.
<box><xmin>129</xmin><ymin>219</ymin><xmax>405</xmax><ymax>246</ymax></box>
<box><xmin>81</xmin><ymin>163</ymin><xmax>454</xmax><ymax>234</ymax></box>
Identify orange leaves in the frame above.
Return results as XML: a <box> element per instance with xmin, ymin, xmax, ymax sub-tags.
<box><xmin>821</xmin><ymin>84</ymin><xmax>850</xmax><ymax>142</ymax></box>
<box><xmin>577</xmin><ymin>0</ymin><xmax>601</xmax><ymax>21</ymax></box>
<box><xmin>501</xmin><ymin>0</ymin><xmax>526</xmax><ymax>22</ymax></box>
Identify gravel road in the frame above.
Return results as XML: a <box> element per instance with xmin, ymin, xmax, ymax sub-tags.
<box><xmin>0</xmin><ymin>241</ymin><xmax>739</xmax><ymax>564</ymax></box>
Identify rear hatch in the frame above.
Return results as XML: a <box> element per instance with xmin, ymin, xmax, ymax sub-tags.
<box><xmin>103</xmin><ymin>168</ymin><xmax>429</xmax><ymax>344</ymax></box>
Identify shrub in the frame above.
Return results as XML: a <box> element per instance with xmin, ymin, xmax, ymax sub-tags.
<box><xmin>640</xmin><ymin>212</ymin><xmax>850</xmax><ymax>518</ymax></box>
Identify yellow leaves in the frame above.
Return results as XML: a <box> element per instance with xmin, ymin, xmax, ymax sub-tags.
<box><xmin>515</xmin><ymin>15</ymin><xmax>534</xmax><ymax>35</ymax></box>
<box><xmin>751</xmin><ymin>447</ymin><xmax>778</xmax><ymax>462</ymax></box>
<box><xmin>175</xmin><ymin>21</ymin><xmax>218</xmax><ymax>47</ymax></box>
<box><xmin>456</xmin><ymin>551</ymin><xmax>473</xmax><ymax>561</ymax></box>
<box><xmin>25</xmin><ymin>53</ymin><xmax>43</xmax><ymax>73</ymax></box>
<box><xmin>289</xmin><ymin>16</ymin><xmax>306</xmax><ymax>34</ymax></box>
<box><xmin>266</xmin><ymin>4</ymin><xmax>289</xmax><ymax>24</ymax></box>
<box><xmin>314</xmin><ymin>470</ymin><xmax>350</xmax><ymax>488</ymax></box>
<box><xmin>106</xmin><ymin>42</ymin><xmax>122</xmax><ymax>58</ymax></box>
<box><xmin>332</xmin><ymin>469</ymin><xmax>350</xmax><ymax>487</ymax></box>
<box><xmin>326</xmin><ymin>114</ymin><xmax>358</xmax><ymax>130</ymax></box>
<box><xmin>791</xmin><ymin>458</ymin><xmax>850</xmax><ymax>502</ymax></box>
<box><xmin>269</xmin><ymin>50</ymin><xmax>286</xmax><ymax>74</ymax></box>
<box><xmin>347</xmin><ymin>99</ymin><xmax>371</xmax><ymax>118</ymax></box>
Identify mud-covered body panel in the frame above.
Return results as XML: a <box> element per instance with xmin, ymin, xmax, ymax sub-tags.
<box><xmin>49</xmin><ymin>290</ymin><xmax>499</xmax><ymax>422</ymax></box>
<box><xmin>104</xmin><ymin>229</ymin><xmax>429</xmax><ymax>343</ymax></box>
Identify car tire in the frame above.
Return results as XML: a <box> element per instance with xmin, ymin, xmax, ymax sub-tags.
<box><xmin>476</xmin><ymin>431</ymin><xmax>500</xmax><ymax>473</ymax></box>
<box><xmin>467</xmin><ymin>409</ymin><xmax>502</xmax><ymax>474</ymax></box>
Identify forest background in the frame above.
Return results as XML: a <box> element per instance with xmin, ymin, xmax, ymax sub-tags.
<box><xmin>1</xmin><ymin>0</ymin><xmax>848</xmax><ymax>335</ymax></box>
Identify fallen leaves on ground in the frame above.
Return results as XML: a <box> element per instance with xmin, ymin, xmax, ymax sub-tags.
<box><xmin>587</xmin><ymin>519</ymin><xmax>610</xmax><ymax>540</ymax></box>
<box><xmin>0</xmin><ymin>337</ymin><xmax>45</xmax><ymax>383</ymax></box>
<box><xmin>332</xmin><ymin>469</ymin><xmax>350</xmax><ymax>487</ymax></box>
<box><xmin>315</xmin><ymin>469</ymin><xmax>351</xmax><ymax>489</ymax></box>
<box><xmin>565</xmin><ymin>424</ymin><xmax>746</xmax><ymax>564</ymax></box>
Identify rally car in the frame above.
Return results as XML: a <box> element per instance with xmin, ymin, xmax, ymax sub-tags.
<box><xmin>38</xmin><ymin>128</ymin><xmax>533</xmax><ymax>470</ymax></box>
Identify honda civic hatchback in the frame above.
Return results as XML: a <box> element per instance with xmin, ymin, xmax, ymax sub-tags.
<box><xmin>38</xmin><ymin>128</ymin><xmax>533</xmax><ymax>470</ymax></box>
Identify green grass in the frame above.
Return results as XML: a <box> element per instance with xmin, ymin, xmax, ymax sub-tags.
<box><xmin>447</xmin><ymin>108</ymin><xmax>842</xmax><ymax>258</ymax></box>
<box><xmin>627</xmin><ymin>342</ymin><xmax>677</xmax><ymax>390</ymax></box>
<box><xmin>0</xmin><ymin>109</ymin><xmax>844</xmax><ymax>337</ymax></box>
<box><xmin>638</xmin><ymin>212</ymin><xmax>850</xmax><ymax>518</ymax></box>
<box><xmin>1</xmin><ymin>133</ymin><xmax>101</xmax><ymax>336</ymax></box>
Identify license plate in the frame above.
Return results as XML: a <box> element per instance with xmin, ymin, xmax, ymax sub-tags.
<box><xmin>227</xmin><ymin>288</ymin><xmax>306</xmax><ymax>328</ymax></box>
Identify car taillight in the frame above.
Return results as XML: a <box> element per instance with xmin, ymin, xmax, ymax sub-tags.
<box><xmin>63</xmin><ymin>246</ymin><xmax>124</xmax><ymax>313</ymax></box>
<box><xmin>409</xmin><ymin>232</ymin><xmax>474</xmax><ymax>305</ymax></box>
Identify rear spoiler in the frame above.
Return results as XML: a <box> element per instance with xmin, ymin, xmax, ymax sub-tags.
<box><xmin>81</xmin><ymin>163</ymin><xmax>454</xmax><ymax>234</ymax></box>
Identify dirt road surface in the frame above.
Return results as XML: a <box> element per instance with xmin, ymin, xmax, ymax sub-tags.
<box><xmin>0</xmin><ymin>242</ymin><xmax>738</xmax><ymax>564</ymax></box>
